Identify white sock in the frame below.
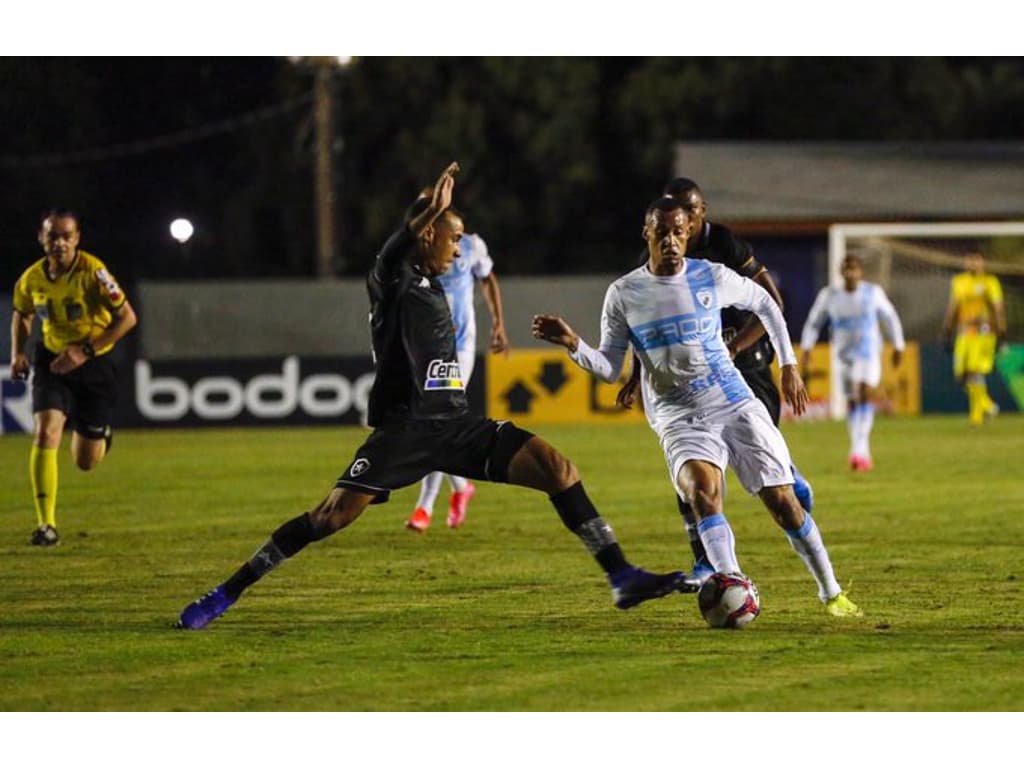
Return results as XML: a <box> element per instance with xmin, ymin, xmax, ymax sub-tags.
<box><xmin>847</xmin><ymin>407</ymin><xmax>860</xmax><ymax>455</ymax></box>
<box><xmin>697</xmin><ymin>513</ymin><xmax>741</xmax><ymax>574</ymax></box>
<box><xmin>415</xmin><ymin>472</ymin><xmax>444</xmax><ymax>516</ymax></box>
<box><xmin>857</xmin><ymin>403</ymin><xmax>875</xmax><ymax>458</ymax></box>
<box><xmin>785</xmin><ymin>514</ymin><xmax>842</xmax><ymax>602</ymax></box>
<box><xmin>448</xmin><ymin>474</ymin><xmax>468</xmax><ymax>493</ymax></box>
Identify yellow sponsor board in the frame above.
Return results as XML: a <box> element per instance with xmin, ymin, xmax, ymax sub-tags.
<box><xmin>486</xmin><ymin>349</ymin><xmax>646</xmax><ymax>424</ymax></box>
<box><xmin>788</xmin><ymin>342</ymin><xmax>921</xmax><ymax>418</ymax></box>
<box><xmin>490</xmin><ymin>344</ymin><xmax>920</xmax><ymax>424</ymax></box>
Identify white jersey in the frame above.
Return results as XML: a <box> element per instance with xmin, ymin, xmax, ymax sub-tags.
<box><xmin>800</xmin><ymin>281</ymin><xmax>905</xmax><ymax>364</ymax></box>
<box><xmin>570</xmin><ymin>259</ymin><xmax>797</xmax><ymax>433</ymax></box>
<box><xmin>437</xmin><ymin>233</ymin><xmax>493</xmax><ymax>352</ymax></box>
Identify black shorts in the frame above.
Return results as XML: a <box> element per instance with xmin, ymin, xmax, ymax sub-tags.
<box><xmin>32</xmin><ymin>345</ymin><xmax>118</xmax><ymax>440</ymax></box>
<box><xmin>740</xmin><ymin>365</ymin><xmax>781</xmax><ymax>426</ymax></box>
<box><xmin>336</xmin><ymin>415</ymin><xmax>535</xmax><ymax>503</ymax></box>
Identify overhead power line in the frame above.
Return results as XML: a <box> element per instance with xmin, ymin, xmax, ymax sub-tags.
<box><xmin>0</xmin><ymin>91</ymin><xmax>314</xmax><ymax>168</ymax></box>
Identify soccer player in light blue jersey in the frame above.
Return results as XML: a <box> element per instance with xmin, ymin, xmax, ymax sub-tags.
<box><xmin>534</xmin><ymin>196</ymin><xmax>862</xmax><ymax>617</ymax></box>
<box><xmin>406</xmin><ymin>231</ymin><xmax>509</xmax><ymax>531</ymax></box>
<box><xmin>800</xmin><ymin>254</ymin><xmax>905</xmax><ymax>471</ymax></box>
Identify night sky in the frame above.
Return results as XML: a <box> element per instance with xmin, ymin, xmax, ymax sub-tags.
<box><xmin>4</xmin><ymin>56</ymin><xmax>1024</xmax><ymax>289</ymax></box>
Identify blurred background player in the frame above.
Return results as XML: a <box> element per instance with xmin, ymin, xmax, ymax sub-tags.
<box><xmin>942</xmin><ymin>250</ymin><xmax>1006</xmax><ymax>425</ymax></box>
<box><xmin>800</xmin><ymin>253</ymin><xmax>905</xmax><ymax>471</ymax></box>
<box><xmin>407</xmin><ymin>229</ymin><xmax>508</xmax><ymax>532</ymax></box>
<box><xmin>534</xmin><ymin>196</ymin><xmax>861</xmax><ymax>617</ymax></box>
<box><xmin>617</xmin><ymin>178</ymin><xmax>814</xmax><ymax>583</ymax></box>
<box><xmin>9</xmin><ymin>210</ymin><xmax>138</xmax><ymax>546</ymax></box>
<box><xmin>177</xmin><ymin>163</ymin><xmax>692</xmax><ymax>630</ymax></box>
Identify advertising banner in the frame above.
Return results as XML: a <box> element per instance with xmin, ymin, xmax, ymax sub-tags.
<box><xmin>790</xmin><ymin>342</ymin><xmax>921</xmax><ymax>419</ymax></box>
<box><xmin>486</xmin><ymin>349</ymin><xmax>645</xmax><ymax>424</ymax></box>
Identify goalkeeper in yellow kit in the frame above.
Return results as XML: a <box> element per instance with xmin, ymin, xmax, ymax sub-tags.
<box><xmin>942</xmin><ymin>251</ymin><xmax>1006</xmax><ymax>425</ymax></box>
<box><xmin>10</xmin><ymin>210</ymin><xmax>138</xmax><ymax>546</ymax></box>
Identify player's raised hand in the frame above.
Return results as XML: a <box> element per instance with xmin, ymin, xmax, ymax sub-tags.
<box><xmin>780</xmin><ymin>364</ymin><xmax>809</xmax><ymax>416</ymax></box>
<box><xmin>532</xmin><ymin>314</ymin><xmax>579</xmax><ymax>352</ymax></box>
<box><xmin>431</xmin><ymin>161</ymin><xmax>460</xmax><ymax>212</ymax></box>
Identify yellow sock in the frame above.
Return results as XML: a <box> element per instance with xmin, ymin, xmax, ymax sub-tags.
<box><xmin>980</xmin><ymin>387</ymin><xmax>995</xmax><ymax>413</ymax></box>
<box><xmin>30</xmin><ymin>445</ymin><xmax>58</xmax><ymax>528</ymax></box>
<box><xmin>966</xmin><ymin>382</ymin><xmax>985</xmax><ymax>425</ymax></box>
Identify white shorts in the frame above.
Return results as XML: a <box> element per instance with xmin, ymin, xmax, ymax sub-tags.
<box><xmin>839</xmin><ymin>356</ymin><xmax>881</xmax><ymax>398</ymax></box>
<box><xmin>660</xmin><ymin>398</ymin><xmax>794</xmax><ymax>496</ymax></box>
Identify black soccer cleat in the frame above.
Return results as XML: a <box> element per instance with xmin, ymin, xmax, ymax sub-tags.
<box><xmin>610</xmin><ymin>566</ymin><xmax>695</xmax><ymax>609</ymax></box>
<box><xmin>30</xmin><ymin>524</ymin><xmax>60</xmax><ymax>547</ymax></box>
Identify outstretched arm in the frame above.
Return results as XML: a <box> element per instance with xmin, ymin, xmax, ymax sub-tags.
<box><xmin>718</xmin><ymin>267</ymin><xmax>807</xmax><ymax>415</ymax></box>
<box><xmin>875</xmin><ymin>287</ymin><xmax>905</xmax><ymax>368</ymax></box>
<box><xmin>799</xmin><ymin>288</ymin><xmax>830</xmax><ymax>372</ymax></box>
<box><xmin>374</xmin><ymin>162</ymin><xmax>459</xmax><ymax>283</ymax></box>
<box><xmin>534</xmin><ymin>283</ymin><xmax>631</xmax><ymax>383</ymax></box>
<box><xmin>10</xmin><ymin>310</ymin><xmax>32</xmax><ymax>380</ymax></box>
<box><xmin>479</xmin><ymin>272</ymin><xmax>508</xmax><ymax>356</ymax></box>
<box><xmin>408</xmin><ymin>161</ymin><xmax>459</xmax><ymax>237</ymax></box>
<box><xmin>532</xmin><ymin>314</ymin><xmax>627</xmax><ymax>383</ymax></box>
<box><xmin>727</xmin><ymin>267</ymin><xmax>784</xmax><ymax>358</ymax></box>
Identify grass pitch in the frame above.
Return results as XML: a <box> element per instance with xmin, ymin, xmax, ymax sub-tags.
<box><xmin>1</xmin><ymin>415</ymin><xmax>1022</xmax><ymax>711</ymax></box>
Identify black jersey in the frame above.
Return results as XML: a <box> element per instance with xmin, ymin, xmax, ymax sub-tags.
<box><xmin>365</xmin><ymin>226</ymin><xmax>468</xmax><ymax>427</ymax></box>
<box><xmin>688</xmin><ymin>221</ymin><xmax>775</xmax><ymax>373</ymax></box>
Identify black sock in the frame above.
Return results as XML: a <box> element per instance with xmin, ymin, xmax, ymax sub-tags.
<box><xmin>677</xmin><ymin>495</ymin><xmax>708</xmax><ymax>565</ymax></box>
<box><xmin>550</xmin><ymin>482</ymin><xmax>629</xmax><ymax>575</ymax></box>
<box><xmin>223</xmin><ymin>514</ymin><xmax>322</xmax><ymax>600</ymax></box>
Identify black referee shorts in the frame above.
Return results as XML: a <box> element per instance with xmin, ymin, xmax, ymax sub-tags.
<box><xmin>32</xmin><ymin>345</ymin><xmax>118</xmax><ymax>440</ymax></box>
<box><xmin>740</xmin><ymin>365</ymin><xmax>781</xmax><ymax>426</ymax></box>
<box><xmin>336</xmin><ymin>415</ymin><xmax>535</xmax><ymax>504</ymax></box>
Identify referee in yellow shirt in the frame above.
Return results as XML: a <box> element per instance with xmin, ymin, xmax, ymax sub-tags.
<box><xmin>9</xmin><ymin>210</ymin><xmax>138</xmax><ymax>546</ymax></box>
<box><xmin>942</xmin><ymin>250</ymin><xmax>1006</xmax><ymax>425</ymax></box>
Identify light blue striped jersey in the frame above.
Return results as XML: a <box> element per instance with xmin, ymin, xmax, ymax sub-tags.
<box><xmin>800</xmin><ymin>281</ymin><xmax>904</xmax><ymax>363</ymax></box>
<box><xmin>597</xmin><ymin>259</ymin><xmax>796</xmax><ymax>427</ymax></box>
<box><xmin>436</xmin><ymin>233</ymin><xmax>493</xmax><ymax>351</ymax></box>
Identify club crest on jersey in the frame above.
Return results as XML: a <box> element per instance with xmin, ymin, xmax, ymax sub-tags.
<box><xmin>696</xmin><ymin>289</ymin><xmax>713</xmax><ymax>309</ymax></box>
<box><xmin>424</xmin><ymin>359</ymin><xmax>464</xmax><ymax>390</ymax></box>
<box><xmin>350</xmin><ymin>458</ymin><xmax>371</xmax><ymax>477</ymax></box>
<box><xmin>95</xmin><ymin>268</ymin><xmax>123</xmax><ymax>302</ymax></box>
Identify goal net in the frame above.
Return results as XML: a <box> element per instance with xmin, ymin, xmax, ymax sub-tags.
<box><xmin>822</xmin><ymin>222</ymin><xmax>1024</xmax><ymax>418</ymax></box>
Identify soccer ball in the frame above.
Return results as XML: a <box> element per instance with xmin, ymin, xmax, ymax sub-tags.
<box><xmin>697</xmin><ymin>572</ymin><xmax>761</xmax><ymax>629</ymax></box>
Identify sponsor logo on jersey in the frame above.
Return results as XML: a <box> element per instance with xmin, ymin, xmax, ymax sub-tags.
<box><xmin>630</xmin><ymin>313</ymin><xmax>719</xmax><ymax>350</ymax></box>
<box><xmin>95</xmin><ymin>268</ymin><xmax>123</xmax><ymax>303</ymax></box>
<box><xmin>424</xmin><ymin>358</ymin><xmax>464</xmax><ymax>390</ymax></box>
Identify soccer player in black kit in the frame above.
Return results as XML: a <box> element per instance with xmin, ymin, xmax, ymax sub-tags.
<box><xmin>177</xmin><ymin>162</ymin><xmax>693</xmax><ymax>630</ymax></box>
<box><xmin>617</xmin><ymin>178</ymin><xmax>815</xmax><ymax>583</ymax></box>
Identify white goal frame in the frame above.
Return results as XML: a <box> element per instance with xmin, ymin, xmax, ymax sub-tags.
<box><xmin>825</xmin><ymin>221</ymin><xmax>1024</xmax><ymax>418</ymax></box>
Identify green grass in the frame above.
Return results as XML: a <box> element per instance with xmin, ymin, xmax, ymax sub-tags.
<box><xmin>1</xmin><ymin>415</ymin><xmax>1022</xmax><ymax>711</ymax></box>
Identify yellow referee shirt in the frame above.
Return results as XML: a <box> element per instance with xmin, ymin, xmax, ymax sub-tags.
<box><xmin>950</xmin><ymin>271</ymin><xmax>1003</xmax><ymax>335</ymax></box>
<box><xmin>12</xmin><ymin>250</ymin><xmax>127</xmax><ymax>356</ymax></box>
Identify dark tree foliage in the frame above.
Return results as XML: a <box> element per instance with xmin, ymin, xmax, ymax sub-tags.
<box><xmin>2</xmin><ymin>56</ymin><xmax>1022</xmax><ymax>287</ymax></box>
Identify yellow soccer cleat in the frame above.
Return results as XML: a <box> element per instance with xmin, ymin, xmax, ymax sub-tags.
<box><xmin>825</xmin><ymin>592</ymin><xmax>864</xmax><ymax>618</ymax></box>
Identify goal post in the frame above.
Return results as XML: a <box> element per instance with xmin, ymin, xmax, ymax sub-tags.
<box><xmin>823</xmin><ymin>221</ymin><xmax>1024</xmax><ymax>418</ymax></box>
